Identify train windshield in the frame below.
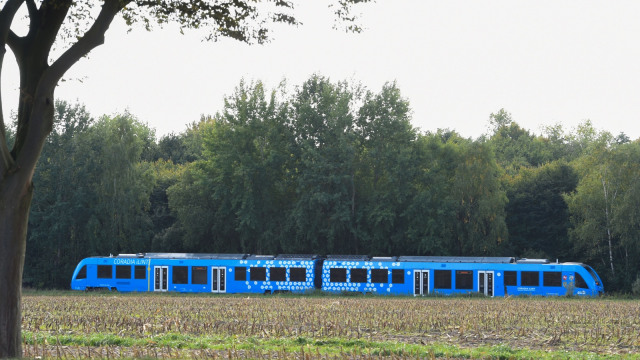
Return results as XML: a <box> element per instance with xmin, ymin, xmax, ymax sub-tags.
<box><xmin>582</xmin><ymin>265</ymin><xmax>601</xmax><ymax>286</ymax></box>
<box><xmin>75</xmin><ymin>265</ymin><xmax>87</xmax><ymax>280</ymax></box>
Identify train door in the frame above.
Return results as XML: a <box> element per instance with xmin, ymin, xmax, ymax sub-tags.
<box><xmin>154</xmin><ymin>266</ymin><xmax>168</xmax><ymax>292</ymax></box>
<box><xmin>211</xmin><ymin>267</ymin><xmax>226</xmax><ymax>293</ymax></box>
<box><xmin>413</xmin><ymin>270</ymin><xmax>430</xmax><ymax>296</ymax></box>
<box><xmin>478</xmin><ymin>271</ymin><xmax>494</xmax><ymax>297</ymax></box>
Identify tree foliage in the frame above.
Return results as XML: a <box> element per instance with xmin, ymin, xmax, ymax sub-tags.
<box><xmin>164</xmin><ymin>77</ymin><xmax>509</xmax><ymax>257</ymax></box>
<box><xmin>408</xmin><ymin>132</ymin><xmax>508</xmax><ymax>256</ymax></box>
<box><xmin>26</xmin><ymin>101</ymin><xmax>156</xmax><ymax>287</ymax></box>
<box><xmin>565</xmin><ymin>133</ymin><xmax>640</xmax><ymax>291</ymax></box>
<box><xmin>25</xmin><ymin>101</ymin><xmax>94</xmax><ymax>289</ymax></box>
<box><xmin>504</xmin><ymin>161</ymin><xmax>578</xmax><ymax>260</ymax></box>
<box><xmin>17</xmin><ymin>86</ymin><xmax>640</xmax><ymax>299</ymax></box>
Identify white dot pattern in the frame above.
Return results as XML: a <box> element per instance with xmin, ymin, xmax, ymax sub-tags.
<box><xmin>321</xmin><ymin>261</ymin><xmax>401</xmax><ymax>293</ymax></box>
<box><xmin>242</xmin><ymin>260</ymin><xmax>316</xmax><ymax>292</ymax></box>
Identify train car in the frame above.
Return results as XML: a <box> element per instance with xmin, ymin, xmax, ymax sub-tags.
<box><xmin>70</xmin><ymin>253</ymin><xmax>321</xmax><ymax>293</ymax></box>
<box><xmin>320</xmin><ymin>256</ymin><xmax>604</xmax><ymax>296</ymax></box>
<box><xmin>71</xmin><ymin>253</ymin><xmax>604</xmax><ymax>296</ymax></box>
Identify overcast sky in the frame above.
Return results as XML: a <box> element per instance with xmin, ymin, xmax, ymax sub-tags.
<box><xmin>3</xmin><ymin>1</ymin><xmax>640</xmax><ymax>139</ymax></box>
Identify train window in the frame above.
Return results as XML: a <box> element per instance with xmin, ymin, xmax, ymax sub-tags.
<box><xmin>583</xmin><ymin>265</ymin><xmax>601</xmax><ymax>286</ymax></box>
<box><xmin>192</xmin><ymin>266</ymin><xmax>207</xmax><ymax>284</ymax></box>
<box><xmin>391</xmin><ymin>269</ymin><xmax>404</xmax><ymax>284</ymax></box>
<box><xmin>290</xmin><ymin>268</ymin><xmax>306</xmax><ymax>282</ymax></box>
<box><xmin>504</xmin><ymin>271</ymin><xmax>517</xmax><ymax>286</ymax></box>
<box><xmin>350</xmin><ymin>268</ymin><xmax>367</xmax><ymax>283</ymax></box>
<box><xmin>173</xmin><ymin>266</ymin><xmax>188</xmax><ymax>284</ymax></box>
<box><xmin>455</xmin><ymin>270</ymin><xmax>473</xmax><ymax>290</ymax></box>
<box><xmin>134</xmin><ymin>265</ymin><xmax>146</xmax><ymax>279</ymax></box>
<box><xmin>235</xmin><ymin>267</ymin><xmax>247</xmax><ymax>281</ymax></box>
<box><xmin>434</xmin><ymin>270</ymin><xmax>452</xmax><ymax>289</ymax></box>
<box><xmin>270</xmin><ymin>267</ymin><xmax>286</xmax><ymax>282</ymax></box>
<box><xmin>115</xmin><ymin>265</ymin><xmax>131</xmax><ymax>279</ymax></box>
<box><xmin>543</xmin><ymin>272</ymin><xmax>562</xmax><ymax>287</ymax></box>
<box><xmin>521</xmin><ymin>271</ymin><xmax>539</xmax><ymax>286</ymax></box>
<box><xmin>575</xmin><ymin>273</ymin><xmax>589</xmax><ymax>289</ymax></box>
<box><xmin>371</xmin><ymin>269</ymin><xmax>388</xmax><ymax>283</ymax></box>
<box><xmin>97</xmin><ymin>265</ymin><xmax>112</xmax><ymax>279</ymax></box>
<box><xmin>250</xmin><ymin>267</ymin><xmax>267</xmax><ymax>281</ymax></box>
<box><xmin>330</xmin><ymin>268</ymin><xmax>347</xmax><ymax>283</ymax></box>
<box><xmin>76</xmin><ymin>265</ymin><xmax>87</xmax><ymax>280</ymax></box>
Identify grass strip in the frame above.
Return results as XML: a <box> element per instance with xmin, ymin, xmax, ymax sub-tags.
<box><xmin>22</xmin><ymin>331</ymin><xmax>638</xmax><ymax>359</ymax></box>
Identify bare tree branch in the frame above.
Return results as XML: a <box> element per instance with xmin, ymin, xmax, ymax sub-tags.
<box><xmin>44</xmin><ymin>0</ymin><xmax>128</xmax><ymax>92</ymax></box>
<box><xmin>16</xmin><ymin>0</ymin><xmax>130</xmax><ymax>175</ymax></box>
<box><xmin>25</xmin><ymin>0</ymin><xmax>72</xmax><ymax>69</ymax></box>
<box><xmin>0</xmin><ymin>0</ymin><xmax>24</xmax><ymax>37</ymax></box>
<box><xmin>6</xmin><ymin>30</ymin><xmax>20</xmax><ymax>57</ymax></box>
<box><xmin>25</xmin><ymin>0</ymin><xmax>37</xmax><ymax>17</ymax></box>
<box><xmin>12</xmin><ymin>0</ymin><xmax>88</xmax><ymax>175</ymax></box>
<box><xmin>0</xmin><ymin>0</ymin><xmax>26</xmax><ymax>177</ymax></box>
<box><xmin>24</xmin><ymin>0</ymin><xmax>39</xmax><ymax>37</ymax></box>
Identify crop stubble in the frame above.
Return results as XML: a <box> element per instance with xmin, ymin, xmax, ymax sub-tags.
<box><xmin>21</xmin><ymin>295</ymin><xmax>640</xmax><ymax>358</ymax></box>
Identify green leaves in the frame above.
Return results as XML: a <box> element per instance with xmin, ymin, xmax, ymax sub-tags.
<box><xmin>565</xmin><ymin>140</ymin><xmax>640</xmax><ymax>290</ymax></box>
<box><xmin>24</xmin><ymin>93</ymin><xmax>640</xmax><ymax>294</ymax></box>
<box><xmin>121</xmin><ymin>0</ymin><xmax>367</xmax><ymax>43</ymax></box>
<box><xmin>505</xmin><ymin>161</ymin><xmax>578</xmax><ymax>260</ymax></box>
<box><xmin>26</xmin><ymin>101</ymin><xmax>157</xmax><ymax>288</ymax></box>
<box><xmin>167</xmin><ymin>77</ymin><xmax>510</xmax><ymax>258</ymax></box>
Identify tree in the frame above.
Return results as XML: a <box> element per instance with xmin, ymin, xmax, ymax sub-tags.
<box><xmin>404</xmin><ymin>131</ymin><xmax>461</xmax><ymax>255</ymax></box>
<box><xmin>486</xmin><ymin>109</ymin><xmax>554</xmax><ymax>172</ymax></box>
<box><xmin>503</xmin><ymin>161</ymin><xmax>578</xmax><ymax>260</ymax></box>
<box><xmin>566</xmin><ymin>137</ymin><xmax>640</xmax><ymax>291</ymax></box>
<box><xmin>406</xmin><ymin>132</ymin><xmax>508</xmax><ymax>256</ymax></box>
<box><xmin>148</xmin><ymin>159</ymin><xmax>184</xmax><ymax>251</ymax></box>
<box><xmin>26</xmin><ymin>107</ymin><xmax>156</xmax><ymax>288</ymax></box>
<box><xmin>153</xmin><ymin>122</ymin><xmax>205</xmax><ymax>164</ymax></box>
<box><xmin>25</xmin><ymin>100</ymin><xmax>93</xmax><ymax>289</ymax></box>
<box><xmin>0</xmin><ymin>1</ymin><xmax>372</xmax><ymax>357</ymax></box>
<box><xmin>488</xmin><ymin>108</ymin><xmax>513</xmax><ymax>133</ymax></box>
<box><xmin>448</xmin><ymin>140</ymin><xmax>508</xmax><ymax>255</ymax></box>
<box><xmin>354</xmin><ymin>82</ymin><xmax>416</xmax><ymax>255</ymax></box>
<box><xmin>77</xmin><ymin>113</ymin><xmax>156</xmax><ymax>254</ymax></box>
<box><xmin>289</xmin><ymin>76</ymin><xmax>361</xmax><ymax>254</ymax></box>
<box><xmin>170</xmin><ymin>80</ymin><xmax>295</xmax><ymax>253</ymax></box>
<box><xmin>167</xmin><ymin>77</ymin><xmax>419</xmax><ymax>256</ymax></box>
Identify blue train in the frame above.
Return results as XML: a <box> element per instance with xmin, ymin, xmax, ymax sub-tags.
<box><xmin>70</xmin><ymin>253</ymin><xmax>604</xmax><ymax>296</ymax></box>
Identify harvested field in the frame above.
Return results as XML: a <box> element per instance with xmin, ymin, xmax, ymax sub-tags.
<box><xmin>21</xmin><ymin>294</ymin><xmax>640</xmax><ymax>359</ymax></box>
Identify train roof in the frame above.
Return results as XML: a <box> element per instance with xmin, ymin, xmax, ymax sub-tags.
<box><xmin>515</xmin><ymin>258</ymin><xmax>551</xmax><ymax>264</ymax></box>
<box><xmin>113</xmin><ymin>253</ymin><xmax>248</xmax><ymax>260</ymax></box>
<box><xmin>107</xmin><ymin>253</ymin><xmax>321</xmax><ymax>261</ymax></box>
<box><xmin>101</xmin><ymin>254</ymin><xmax>561</xmax><ymax>265</ymax></box>
<box><xmin>397</xmin><ymin>256</ymin><xmax>517</xmax><ymax>263</ymax></box>
<box><xmin>274</xmin><ymin>254</ymin><xmax>320</xmax><ymax>260</ymax></box>
<box><xmin>370</xmin><ymin>256</ymin><xmax>398</xmax><ymax>262</ymax></box>
<box><xmin>326</xmin><ymin>255</ymin><xmax>370</xmax><ymax>261</ymax></box>
<box><xmin>245</xmin><ymin>254</ymin><xmax>275</xmax><ymax>260</ymax></box>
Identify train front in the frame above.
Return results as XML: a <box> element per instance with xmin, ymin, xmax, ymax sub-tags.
<box><xmin>583</xmin><ymin>264</ymin><xmax>605</xmax><ymax>296</ymax></box>
<box><xmin>70</xmin><ymin>258</ymin><xmax>90</xmax><ymax>290</ymax></box>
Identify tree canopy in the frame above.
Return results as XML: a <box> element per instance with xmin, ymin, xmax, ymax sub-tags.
<box><xmin>23</xmin><ymin>85</ymin><xmax>640</xmax><ymax>300</ymax></box>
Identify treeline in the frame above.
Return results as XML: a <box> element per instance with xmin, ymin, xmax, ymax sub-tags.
<box><xmin>19</xmin><ymin>76</ymin><xmax>640</xmax><ymax>293</ymax></box>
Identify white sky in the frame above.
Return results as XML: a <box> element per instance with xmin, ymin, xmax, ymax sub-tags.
<box><xmin>3</xmin><ymin>0</ymin><xmax>640</xmax><ymax>139</ymax></box>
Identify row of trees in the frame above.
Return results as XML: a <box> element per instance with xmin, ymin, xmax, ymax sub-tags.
<box><xmin>21</xmin><ymin>76</ymin><xmax>640</xmax><ymax>293</ymax></box>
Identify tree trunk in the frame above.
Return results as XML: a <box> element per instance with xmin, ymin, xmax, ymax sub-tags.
<box><xmin>601</xmin><ymin>178</ymin><xmax>615</xmax><ymax>276</ymax></box>
<box><xmin>0</xmin><ymin>175</ymin><xmax>33</xmax><ymax>358</ymax></box>
<box><xmin>0</xmin><ymin>2</ymin><xmax>125</xmax><ymax>358</ymax></box>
